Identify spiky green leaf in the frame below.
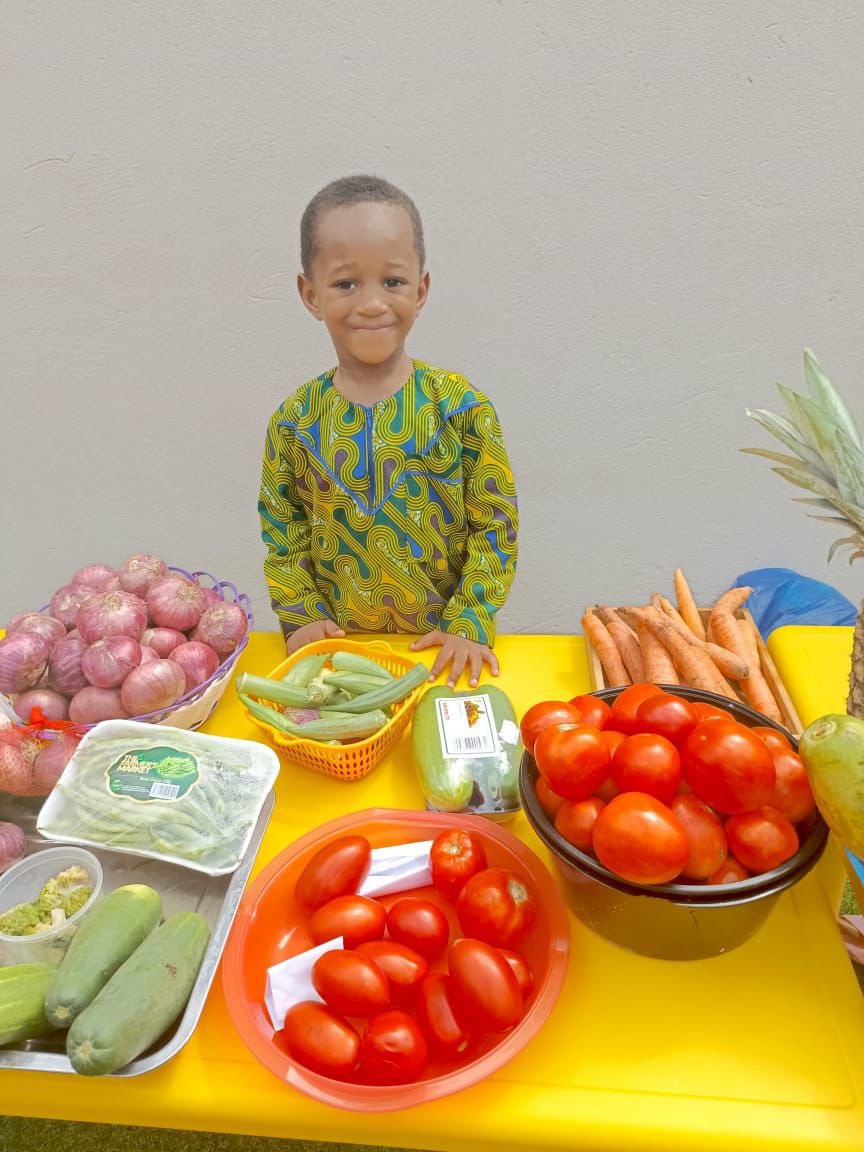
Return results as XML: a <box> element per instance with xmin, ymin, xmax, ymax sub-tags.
<box><xmin>828</xmin><ymin>534</ymin><xmax>863</xmax><ymax>563</ymax></box>
<box><xmin>834</xmin><ymin>427</ymin><xmax>864</xmax><ymax>506</ymax></box>
<box><xmin>803</xmin><ymin>348</ymin><xmax>862</xmax><ymax>449</ymax></box>
<box><xmin>775</xmin><ymin>385</ymin><xmax>837</xmax><ymax>471</ymax></box>
<box><xmin>744</xmin><ymin>408</ymin><xmax>834</xmax><ymax>479</ymax></box>
<box><xmin>740</xmin><ymin>447</ymin><xmax>816</xmax><ymax>469</ymax></box>
<box><xmin>772</xmin><ymin>467</ymin><xmax>864</xmax><ymax>534</ymax></box>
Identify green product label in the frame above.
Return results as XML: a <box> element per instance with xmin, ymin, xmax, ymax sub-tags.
<box><xmin>106</xmin><ymin>746</ymin><xmax>199</xmax><ymax>803</ymax></box>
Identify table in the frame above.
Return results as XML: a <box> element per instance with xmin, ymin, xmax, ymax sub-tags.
<box><xmin>3</xmin><ymin>632</ymin><xmax>864</xmax><ymax>1152</ymax></box>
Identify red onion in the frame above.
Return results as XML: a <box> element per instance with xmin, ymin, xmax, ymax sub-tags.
<box><xmin>201</xmin><ymin>587</ymin><xmax>223</xmax><ymax>608</ymax></box>
<box><xmin>146</xmin><ymin>578</ymin><xmax>206</xmax><ymax>632</ymax></box>
<box><xmin>6</xmin><ymin>613</ymin><xmax>67</xmax><ymax>646</ymax></box>
<box><xmin>32</xmin><ymin>734</ymin><xmax>80</xmax><ymax>794</ymax></box>
<box><xmin>102</xmin><ymin>575</ymin><xmax>123</xmax><ymax>593</ymax></box>
<box><xmin>0</xmin><ymin>633</ymin><xmax>51</xmax><ymax>695</ymax></box>
<box><xmin>0</xmin><ymin>744</ymin><xmax>33</xmax><ymax>795</ymax></box>
<box><xmin>50</xmin><ymin>583</ymin><xmax>97</xmax><ymax>629</ymax></box>
<box><xmin>193</xmin><ymin>603</ymin><xmax>247</xmax><ymax>656</ymax></box>
<box><xmin>121</xmin><ymin>659</ymin><xmax>186</xmax><ymax>715</ymax></box>
<box><xmin>76</xmin><ymin>591</ymin><xmax>148</xmax><ymax>644</ymax></box>
<box><xmin>13</xmin><ymin>688</ymin><xmax>69</xmax><ymax>723</ymax></box>
<box><xmin>118</xmin><ymin>554</ymin><xmax>169</xmax><ymax>597</ymax></box>
<box><xmin>170</xmin><ymin>641</ymin><xmax>219</xmax><ymax>690</ymax></box>
<box><xmin>69</xmin><ymin>686</ymin><xmax>128</xmax><ymax>725</ymax></box>
<box><xmin>72</xmin><ymin>563</ymin><xmax>117</xmax><ymax>591</ymax></box>
<box><xmin>48</xmin><ymin>634</ymin><xmax>89</xmax><ymax>695</ymax></box>
<box><xmin>0</xmin><ymin>821</ymin><xmax>26</xmax><ymax>873</ymax></box>
<box><xmin>81</xmin><ymin>636</ymin><xmax>142</xmax><ymax>688</ymax></box>
<box><xmin>140</xmin><ymin>627</ymin><xmax>186</xmax><ymax>657</ymax></box>
<box><xmin>139</xmin><ymin>646</ymin><xmax>159</xmax><ymax>664</ymax></box>
<box><xmin>67</xmin><ymin>628</ymin><xmax>81</xmax><ymax>639</ymax></box>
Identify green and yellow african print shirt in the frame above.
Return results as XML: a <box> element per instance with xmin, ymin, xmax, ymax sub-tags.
<box><xmin>258</xmin><ymin>361</ymin><xmax>518</xmax><ymax>645</ymax></box>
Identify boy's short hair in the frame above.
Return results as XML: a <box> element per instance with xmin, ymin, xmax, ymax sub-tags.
<box><xmin>300</xmin><ymin>175</ymin><xmax>425</xmax><ymax>274</ymax></box>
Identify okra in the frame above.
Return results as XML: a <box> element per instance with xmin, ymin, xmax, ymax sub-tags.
<box><xmin>281</xmin><ymin>653</ymin><xmax>329</xmax><ymax>687</ymax></box>
<box><xmin>239</xmin><ymin>694</ymin><xmax>387</xmax><ymax>742</ymax></box>
<box><xmin>319</xmin><ymin>661</ymin><xmax>429</xmax><ymax>714</ymax></box>
<box><xmin>322</xmin><ymin>671</ymin><xmax>392</xmax><ymax>696</ymax></box>
<box><xmin>331</xmin><ymin>651</ymin><xmax>395</xmax><ymax>679</ymax></box>
<box><xmin>235</xmin><ymin>672</ymin><xmax>315</xmax><ymax>709</ymax></box>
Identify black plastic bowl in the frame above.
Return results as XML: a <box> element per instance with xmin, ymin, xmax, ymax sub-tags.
<box><xmin>519</xmin><ymin>685</ymin><xmax>828</xmax><ymax>960</ymax></box>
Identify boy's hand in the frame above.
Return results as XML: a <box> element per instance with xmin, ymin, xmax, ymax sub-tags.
<box><xmin>286</xmin><ymin>619</ymin><xmax>346</xmax><ymax>655</ymax></box>
<box><xmin>410</xmin><ymin>630</ymin><xmax>499</xmax><ymax>688</ymax></box>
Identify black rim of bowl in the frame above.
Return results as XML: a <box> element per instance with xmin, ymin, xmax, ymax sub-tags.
<box><xmin>519</xmin><ymin>684</ymin><xmax>828</xmax><ymax>900</ymax></box>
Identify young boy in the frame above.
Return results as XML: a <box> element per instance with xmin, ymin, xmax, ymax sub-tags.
<box><xmin>258</xmin><ymin>175</ymin><xmax>518</xmax><ymax>687</ymax></box>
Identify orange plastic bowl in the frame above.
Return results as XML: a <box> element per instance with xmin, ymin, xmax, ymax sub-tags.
<box><xmin>222</xmin><ymin>807</ymin><xmax>570</xmax><ymax>1111</ymax></box>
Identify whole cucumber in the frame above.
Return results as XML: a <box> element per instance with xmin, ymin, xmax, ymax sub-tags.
<box><xmin>66</xmin><ymin>911</ymin><xmax>210</xmax><ymax>1076</ymax></box>
<box><xmin>0</xmin><ymin>963</ymin><xmax>56</xmax><ymax>1047</ymax></box>
<box><xmin>45</xmin><ymin>884</ymin><xmax>163</xmax><ymax>1029</ymax></box>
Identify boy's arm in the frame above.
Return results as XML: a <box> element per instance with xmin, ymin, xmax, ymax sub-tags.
<box><xmin>258</xmin><ymin>408</ymin><xmax>332</xmax><ymax>638</ymax></box>
<box><xmin>439</xmin><ymin>402</ymin><xmax>519</xmax><ymax>646</ymax></box>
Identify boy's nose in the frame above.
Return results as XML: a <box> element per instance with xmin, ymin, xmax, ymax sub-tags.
<box><xmin>356</xmin><ymin>289</ymin><xmax>388</xmax><ymax>315</ymax></box>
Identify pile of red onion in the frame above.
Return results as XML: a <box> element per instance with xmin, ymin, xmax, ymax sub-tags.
<box><xmin>0</xmin><ymin>554</ymin><xmax>248</xmax><ymax>732</ymax></box>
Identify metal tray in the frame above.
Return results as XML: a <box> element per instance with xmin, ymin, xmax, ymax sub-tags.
<box><xmin>0</xmin><ymin>790</ymin><xmax>275</xmax><ymax>1076</ymax></box>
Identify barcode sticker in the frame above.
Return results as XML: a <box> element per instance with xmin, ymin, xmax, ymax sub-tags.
<box><xmin>435</xmin><ymin>696</ymin><xmax>499</xmax><ymax>759</ymax></box>
<box><xmin>149</xmin><ymin>781</ymin><xmax>180</xmax><ymax>801</ymax></box>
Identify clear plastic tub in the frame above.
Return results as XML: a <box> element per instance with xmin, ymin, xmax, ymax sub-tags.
<box><xmin>0</xmin><ymin>846</ymin><xmax>103</xmax><ymax>966</ymax></box>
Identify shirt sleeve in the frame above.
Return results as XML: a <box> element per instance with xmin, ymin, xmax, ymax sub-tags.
<box><xmin>439</xmin><ymin>401</ymin><xmax>519</xmax><ymax>646</ymax></box>
<box><xmin>258</xmin><ymin>407</ymin><xmax>332</xmax><ymax>637</ymax></box>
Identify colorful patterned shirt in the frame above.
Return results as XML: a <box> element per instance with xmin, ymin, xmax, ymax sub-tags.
<box><xmin>258</xmin><ymin>361</ymin><xmax>519</xmax><ymax>645</ymax></box>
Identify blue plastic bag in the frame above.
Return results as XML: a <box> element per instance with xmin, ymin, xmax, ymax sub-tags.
<box><xmin>732</xmin><ymin>568</ymin><xmax>857</xmax><ymax>637</ymax></box>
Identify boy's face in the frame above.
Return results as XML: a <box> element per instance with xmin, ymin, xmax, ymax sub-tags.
<box><xmin>298</xmin><ymin>202</ymin><xmax>429</xmax><ymax>369</ymax></box>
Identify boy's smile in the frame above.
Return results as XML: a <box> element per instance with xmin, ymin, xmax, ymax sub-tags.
<box><xmin>298</xmin><ymin>201</ymin><xmax>429</xmax><ymax>393</ymax></box>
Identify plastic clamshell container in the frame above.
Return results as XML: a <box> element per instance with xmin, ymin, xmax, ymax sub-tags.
<box><xmin>520</xmin><ymin>685</ymin><xmax>828</xmax><ymax>961</ymax></box>
<box><xmin>36</xmin><ymin>720</ymin><xmax>280</xmax><ymax>876</ymax></box>
<box><xmin>0</xmin><ymin>846</ymin><xmax>102</xmax><ymax>966</ymax></box>
<box><xmin>222</xmin><ymin>807</ymin><xmax>570</xmax><ymax>1112</ymax></box>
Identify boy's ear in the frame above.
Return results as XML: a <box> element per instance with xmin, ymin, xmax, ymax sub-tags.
<box><xmin>415</xmin><ymin>270</ymin><xmax>430</xmax><ymax>314</ymax></box>
<box><xmin>297</xmin><ymin>273</ymin><xmax>323</xmax><ymax>320</ymax></box>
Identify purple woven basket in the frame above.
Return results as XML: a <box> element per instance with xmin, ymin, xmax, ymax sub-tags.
<box><xmin>19</xmin><ymin>566</ymin><xmax>254</xmax><ymax>732</ymax></box>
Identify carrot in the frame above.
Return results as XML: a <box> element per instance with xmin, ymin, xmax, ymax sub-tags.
<box><xmin>713</xmin><ymin>586</ymin><xmax>754</xmax><ymax>615</ymax></box>
<box><xmin>639</xmin><ymin>607</ymin><xmax>736</xmax><ymax>698</ymax></box>
<box><xmin>652</xmin><ymin>593</ymin><xmax>749</xmax><ymax>681</ymax></box>
<box><xmin>595</xmin><ymin>606</ymin><xmax>644</xmax><ymax>682</ymax></box>
<box><xmin>707</xmin><ymin>595</ymin><xmax>751</xmax><ymax>665</ymax></box>
<box><xmin>629</xmin><ymin>609</ymin><xmax>677</xmax><ymax>685</ymax></box>
<box><xmin>582</xmin><ymin>611</ymin><xmax>630</xmax><ymax>688</ymax></box>
<box><xmin>736</xmin><ymin>617</ymin><xmax>784</xmax><ymax>723</ymax></box>
<box><xmin>674</xmin><ymin>568</ymin><xmax>706</xmax><ymax>640</ymax></box>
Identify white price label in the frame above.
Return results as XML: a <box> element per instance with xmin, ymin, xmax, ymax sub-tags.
<box><xmin>435</xmin><ymin>696</ymin><xmax>500</xmax><ymax>759</ymax></box>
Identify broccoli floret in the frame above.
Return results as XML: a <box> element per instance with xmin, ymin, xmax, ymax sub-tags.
<box><xmin>61</xmin><ymin>886</ymin><xmax>92</xmax><ymax>917</ymax></box>
<box><xmin>36</xmin><ymin>866</ymin><xmax>92</xmax><ymax>918</ymax></box>
<box><xmin>0</xmin><ymin>902</ymin><xmax>43</xmax><ymax>936</ymax></box>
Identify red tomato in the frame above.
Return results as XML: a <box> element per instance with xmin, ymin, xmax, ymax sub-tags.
<box><xmin>361</xmin><ymin>1010</ymin><xmax>429</xmax><ymax>1084</ymax></box>
<box><xmin>692</xmin><ymin>702</ymin><xmax>729</xmax><ymax>723</ymax></box>
<box><xmin>311</xmin><ymin>949</ymin><xmax>390</xmax><ymax>1018</ymax></box>
<box><xmin>607</xmin><ymin>683</ymin><xmax>665</xmax><ymax>735</ymax></box>
<box><xmin>708</xmin><ymin>857</ymin><xmax>751</xmax><ymax>884</ymax></box>
<box><xmin>456</xmin><ymin>867</ymin><xmax>536</xmax><ymax>946</ymax></box>
<box><xmin>601</xmin><ymin>729</ymin><xmax>626</xmax><ymax>757</ymax></box>
<box><xmin>569</xmin><ymin>694</ymin><xmax>611</xmax><ymax>731</ymax></box>
<box><xmin>534</xmin><ymin>724</ymin><xmax>610</xmax><ymax>801</ymax></box>
<box><xmin>309</xmin><ymin>895</ymin><xmax>386</xmax><ymax>949</ymax></box>
<box><xmin>592</xmin><ymin>792</ymin><xmax>689</xmax><ymax>885</ymax></box>
<box><xmin>520</xmin><ymin>700</ymin><xmax>583</xmax><ymax>756</ymax></box>
<box><xmin>430</xmin><ymin>828</ymin><xmax>488</xmax><ymax>900</ymax></box>
<box><xmin>682</xmin><ymin>720</ymin><xmax>775</xmax><ymax>814</ymax></box>
<box><xmin>725</xmin><ymin>806</ymin><xmax>799</xmax><ymax>874</ymax></box>
<box><xmin>416</xmin><ymin>972</ymin><xmax>471</xmax><ymax>1055</ymax></box>
<box><xmin>611</xmin><ymin>733</ymin><xmax>682</xmax><ymax>803</ymax></box>
<box><xmin>498</xmin><ymin>948</ymin><xmax>534</xmax><ymax>998</ymax></box>
<box><xmin>295</xmin><ymin>835</ymin><xmax>372</xmax><ymax>910</ymax></box>
<box><xmin>669</xmin><ymin>793</ymin><xmax>727</xmax><ymax>881</ymax></box>
<box><xmin>635</xmin><ymin>693</ymin><xmax>698</xmax><ymax>746</ymax></box>
<box><xmin>769</xmin><ymin>751</ymin><xmax>816</xmax><ymax>823</ymax></box>
<box><xmin>282</xmin><ymin>1001</ymin><xmax>360</xmax><ymax>1077</ymax></box>
<box><xmin>595</xmin><ymin>776</ymin><xmax>619</xmax><ymax>802</ymax></box>
<box><xmin>355</xmin><ymin>941</ymin><xmax>428</xmax><ymax>1005</ymax></box>
<box><xmin>751</xmin><ymin>725</ymin><xmax>792</xmax><ymax>754</ymax></box>
<box><xmin>554</xmin><ymin>796</ymin><xmax>605</xmax><ymax>851</ymax></box>
<box><xmin>448</xmin><ymin>937</ymin><xmax>523</xmax><ymax>1031</ymax></box>
<box><xmin>386</xmin><ymin>897</ymin><xmax>449</xmax><ymax>958</ymax></box>
<box><xmin>535</xmin><ymin>775</ymin><xmax>567</xmax><ymax>819</ymax></box>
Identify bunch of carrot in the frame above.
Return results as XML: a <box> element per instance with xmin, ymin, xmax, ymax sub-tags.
<box><xmin>582</xmin><ymin>569</ymin><xmax>784</xmax><ymax>723</ymax></box>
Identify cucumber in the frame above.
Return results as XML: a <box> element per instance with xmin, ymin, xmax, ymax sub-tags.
<box><xmin>412</xmin><ymin>685</ymin><xmax>524</xmax><ymax>813</ymax></box>
<box><xmin>66</xmin><ymin>911</ymin><xmax>210</xmax><ymax>1076</ymax></box>
<box><xmin>45</xmin><ymin>884</ymin><xmax>163</xmax><ymax>1029</ymax></box>
<box><xmin>0</xmin><ymin>963</ymin><xmax>56</xmax><ymax>1047</ymax></box>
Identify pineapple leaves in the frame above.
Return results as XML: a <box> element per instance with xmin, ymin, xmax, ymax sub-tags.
<box><xmin>772</xmin><ymin>467</ymin><xmax>864</xmax><ymax>534</ymax></box>
<box><xmin>834</xmin><ymin>428</ymin><xmax>864</xmax><ymax>506</ymax></box>
<box><xmin>803</xmin><ymin>348</ymin><xmax>862</xmax><ymax>449</ymax></box>
<box><xmin>744</xmin><ymin>408</ymin><xmax>834</xmax><ymax>480</ymax></box>
<box><xmin>828</xmin><ymin>534</ymin><xmax>864</xmax><ymax>564</ymax></box>
<box><xmin>739</xmin><ymin>448</ymin><xmax>816</xmax><ymax>469</ymax></box>
<box><xmin>776</xmin><ymin>385</ymin><xmax>837</xmax><ymax>472</ymax></box>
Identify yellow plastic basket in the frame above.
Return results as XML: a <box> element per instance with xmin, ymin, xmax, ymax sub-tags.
<box><xmin>240</xmin><ymin>639</ymin><xmax>427</xmax><ymax>781</ymax></box>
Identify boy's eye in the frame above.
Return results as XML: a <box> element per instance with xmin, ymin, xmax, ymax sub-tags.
<box><xmin>334</xmin><ymin>280</ymin><xmax>356</xmax><ymax>290</ymax></box>
<box><xmin>384</xmin><ymin>278</ymin><xmax>406</xmax><ymax>289</ymax></box>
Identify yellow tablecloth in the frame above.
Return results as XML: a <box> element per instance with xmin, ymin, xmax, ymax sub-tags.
<box><xmin>3</xmin><ymin>632</ymin><xmax>864</xmax><ymax>1152</ymax></box>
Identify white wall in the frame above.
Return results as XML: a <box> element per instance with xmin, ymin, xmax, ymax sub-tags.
<box><xmin>3</xmin><ymin>1</ymin><xmax>862</xmax><ymax>633</ymax></box>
